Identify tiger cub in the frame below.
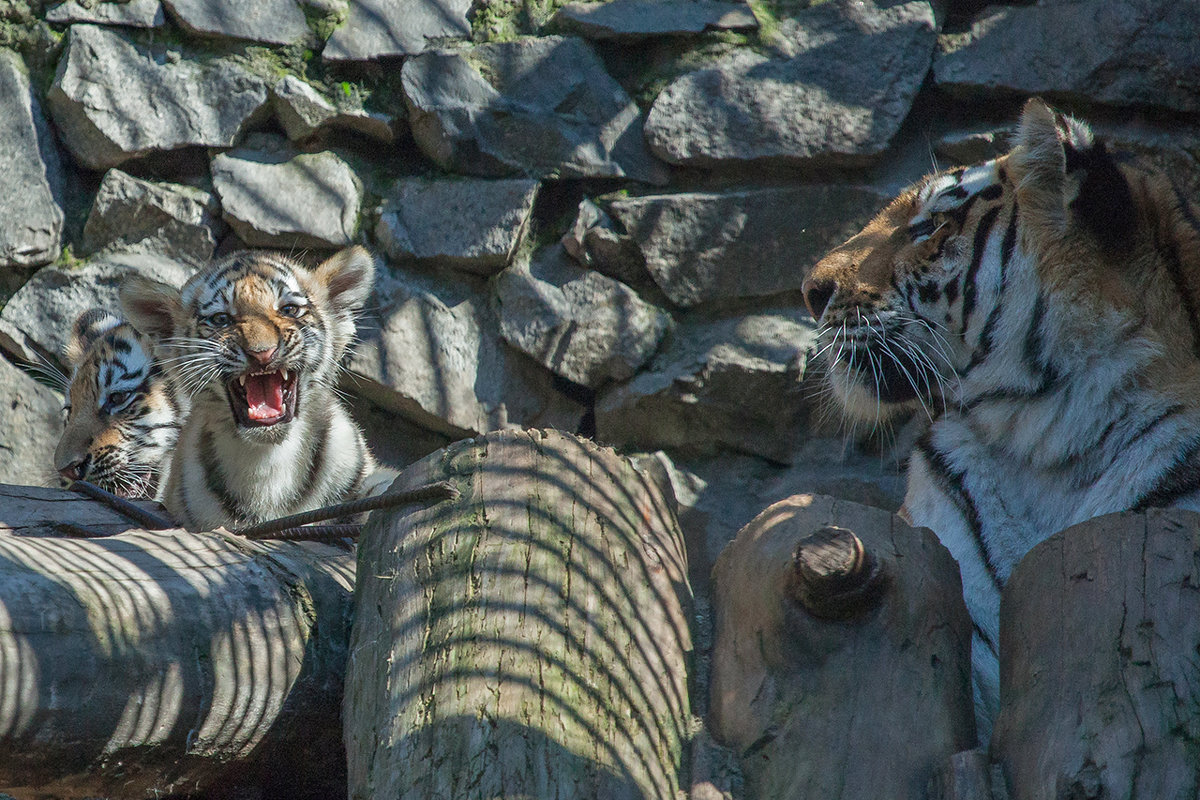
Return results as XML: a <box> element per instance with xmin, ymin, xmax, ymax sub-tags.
<box><xmin>54</xmin><ymin>309</ymin><xmax>183</xmax><ymax>499</ymax></box>
<box><xmin>804</xmin><ymin>99</ymin><xmax>1200</xmax><ymax>740</ymax></box>
<box><xmin>120</xmin><ymin>247</ymin><xmax>379</xmax><ymax>532</ymax></box>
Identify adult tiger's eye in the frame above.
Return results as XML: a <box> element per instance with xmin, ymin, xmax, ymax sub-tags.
<box><xmin>279</xmin><ymin>303</ymin><xmax>303</xmax><ymax>318</ymax></box>
<box><xmin>207</xmin><ymin>312</ymin><xmax>233</xmax><ymax>328</ymax></box>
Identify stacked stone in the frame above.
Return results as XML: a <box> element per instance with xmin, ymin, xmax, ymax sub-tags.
<box><xmin>0</xmin><ymin>0</ymin><xmax>1196</xmax><ymax>609</ymax></box>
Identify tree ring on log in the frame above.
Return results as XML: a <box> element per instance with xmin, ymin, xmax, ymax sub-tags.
<box><xmin>789</xmin><ymin>525</ymin><xmax>888</xmax><ymax>620</ymax></box>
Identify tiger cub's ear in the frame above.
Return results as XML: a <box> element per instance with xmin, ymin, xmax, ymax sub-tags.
<box><xmin>1011</xmin><ymin>98</ymin><xmax>1134</xmax><ymax>250</ymax></box>
<box><xmin>119</xmin><ymin>274</ymin><xmax>182</xmax><ymax>340</ymax></box>
<box><xmin>313</xmin><ymin>246</ymin><xmax>376</xmax><ymax>315</ymax></box>
<box><xmin>64</xmin><ymin>308</ymin><xmax>123</xmax><ymax>366</ymax></box>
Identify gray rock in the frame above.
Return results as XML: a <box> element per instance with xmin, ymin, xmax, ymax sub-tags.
<box><xmin>934</xmin><ymin>0</ymin><xmax>1200</xmax><ymax>114</ymax></box>
<box><xmin>587</xmin><ymin>185</ymin><xmax>889</xmax><ymax>308</ymax></box>
<box><xmin>0</xmin><ymin>50</ymin><xmax>64</xmax><ymax>270</ymax></box>
<box><xmin>0</xmin><ymin>253</ymin><xmax>194</xmax><ymax>368</ymax></box>
<box><xmin>161</xmin><ymin>0</ymin><xmax>311</xmax><ymax>44</ymax></box>
<box><xmin>45</xmin><ymin>0</ymin><xmax>166</xmax><ymax>27</ymax></box>
<box><xmin>561</xmin><ymin>198</ymin><xmax>655</xmax><ymax>293</ymax></box>
<box><xmin>494</xmin><ymin>244</ymin><xmax>670</xmax><ymax>389</ymax></box>
<box><xmin>46</xmin><ymin>25</ymin><xmax>270</xmax><ymax>170</ymax></box>
<box><xmin>271</xmin><ymin>76</ymin><xmax>395</xmax><ymax>142</ymax></box>
<box><xmin>645</xmin><ymin>0</ymin><xmax>938</xmax><ymax>167</ymax></box>
<box><xmin>210</xmin><ymin>137</ymin><xmax>363</xmax><ymax>249</ymax></box>
<box><xmin>347</xmin><ymin>266</ymin><xmax>585</xmax><ymax>438</ymax></box>
<box><xmin>374</xmin><ymin>176</ymin><xmax>539</xmax><ymax>274</ymax></box>
<box><xmin>550</xmin><ymin>0</ymin><xmax>757</xmax><ymax>39</ymax></box>
<box><xmin>595</xmin><ymin>307</ymin><xmax>817</xmax><ymax>463</ymax></box>
<box><xmin>0</xmin><ymin>355</ymin><xmax>64</xmax><ymax>489</ymax></box>
<box><xmin>81</xmin><ymin>169</ymin><xmax>222</xmax><ymax>264</ymax></box>
<box><xmin>323</xmin><ymin>0</ymin><xmax>471</xmax><ymax>61</ymax></box>
<box><xmin>402</xmin><ymin>36</ymin><xmax>668</xmax><ymax>183</ymax></box>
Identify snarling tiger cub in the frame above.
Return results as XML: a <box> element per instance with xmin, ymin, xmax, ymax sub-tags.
<box><xmin>54</xmin><ymin>309</ymin><xmax>183</xmax><ymax>499</ymax></box>
<box><xmin>804</xmin><ymin>99</ymin><xmax>1200</xmax><ymax>741</ymax></box>
<box><xmin>120</xmin><ymin>247</ymin><xmax>379</xmax><ymax>531</ymax></box>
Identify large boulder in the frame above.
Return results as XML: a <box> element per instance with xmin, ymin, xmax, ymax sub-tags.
<box><xmin>45</xmin><ymin>0</ymin><xmax>166</xmax><ymax>27</ymax></box>
<box><xmin>494</xmin><ymin>244</ymin><xmax>671</xmax><ymax>389</ymax></box>
<box><xmin>46</xmin><ymin>25</ymin><xmax>270</xmax><ymax>170</ymax></box>
<box><xmin>0</xmin><ymin>49</ymin><xmax>64</xmax><ymax>270</ymax></box>
<box><xmin>161</xmin><ymin>0</ymin><xmax>312</xmax><ymax>44</ymax></box>
<box><xmin>934</xmin><ymin>0</ymin><xmax>1200</xmax><ymax>113</ymax></box>
<box><xmin>374</xmin><ymin>176</ymin><xmax>540</xmax><ymax>274</ymax></box>
<box><xmin>347</xmin><ymin>266</ymin><xmax>584</xmax><ymax>438</ymax></box>
<box><xmin>270</xmin><ymin>75</ymin><xmax>394</xmax><ymax>143</ymax></box>
<box><xmin>81</xmin><ymin>169</ymin><xmax>222</xmax><ymax>264</ymax></box>
<box><xmin>644</xmin><ymin>0</ymin><xmax>938</xmax><ymax>167</ymax></box>
<box><xmin>579</xmin><ymin>185</ymin><xmax>890</xmax><ymax>308</ymax></box>
<box><xmin>323</xmin><ymin>0</ymin><xmax>471</xmax><ymax>61</ymax></box>
<box><xmin>210</xmin><ymin>136</ymin><xmax>363</xmax><ymax>250</ymax></box>
<box><xmin>0</xmin><ymin>357</ymin><xmax>64</xmax><ymax>488</ymax></box>
<box><xmin>596</xmin><ymin>307</ymin><xmax>817</xmax><ymax>463</ymax></box>
<box><xmin>0</xmin><ymin>253</ymin><xmax>194</xmax><ymax>368</ymax></box>
<box><xmin>402</xmin><ymin>36</ymin><xmax>668</xmax><ymax>184</ymax></box>
<box><xmin>549</xmin><ymin>0</ymin><xmax>757</xmax><ymax>40</ymax></box>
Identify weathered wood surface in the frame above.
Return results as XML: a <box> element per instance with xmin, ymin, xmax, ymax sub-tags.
<box><xmin>993</xmin><ymin>508</ymin><xmax>1200</xmax><ymax>800</ymax></box>
<box><xmin>0</xmin><ymin>484</ymin><xmax>354</xmax><ymax>799</ymax></box>
<box><xmin>344</xmin><ymin>428</ymin><xmax>694</xmax><ymax>800</ymax></box>
<box><xmin>709</xmin><ymin>494</ymin><xmax>976</xmax><ymax>800</ymax></box>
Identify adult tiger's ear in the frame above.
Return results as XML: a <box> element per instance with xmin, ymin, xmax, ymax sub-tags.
<box><xmin>64</xmin><ymin>308</ymin><xmax>123</xmax><ymax>365</ymax></box>
<box><xmin>314</xmin><ymin>245</ymin><xmax>376</xmax><ymax>315</ymax></box>
<box><xmin>119</xmin><ymin>274</ymin><xmax>182</xmax><ymax>340</ymax></box>
<box><xmin>1011</xmin><ymin>98</ymin><xmax>1134</xmax><ymax>250</ymax></box>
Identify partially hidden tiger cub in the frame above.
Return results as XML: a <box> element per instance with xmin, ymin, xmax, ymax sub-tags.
<box><xmin>54</xmin><ymin>309</ymin><xmax>183</xmax><ymax>499</ymax></box>
<box><xmin>804</xmin><ymin>99</ymin><xmax>1200</xmax><ymax>741</ymax></box>
<box><xmin>119</xmin><ymin>247</ymin><xmax>379</xmax><ymax>532</ymax></box>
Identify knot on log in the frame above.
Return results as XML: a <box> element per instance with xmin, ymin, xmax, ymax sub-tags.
<box><xmin>789</xmin><ymin>526</ymin><xmax>887</xmax><ymax>620</ymax></box>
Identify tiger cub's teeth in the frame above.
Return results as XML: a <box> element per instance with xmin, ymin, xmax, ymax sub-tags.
<box><xmin>281</xmin><ymin>369</ymin><xmax>289</xmax><ymax>382</ymax></box>
<box><xmin>238</xmin><ymin>375</ymin><xmax>246</xmax><ymax>386</ymax></box>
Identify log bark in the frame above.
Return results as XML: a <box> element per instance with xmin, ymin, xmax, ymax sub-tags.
<box><xmin>0</xmin><ymin>484</ymin><xmax>354</xmax><ymax>800</ymax></box>
<box><xmin>344</xmin><ymin>429</ymin><xmax>694</xmax><ymax>800</ymax></box>
<box><xmin>993</xmin><ymin>508</ymin><xmax>1200</xmax><ymax>799</ymax></box>
<box><xmin>709</xmin><ymin>494</ymin><xmax>976</xmax><ymax>800</ymax></box>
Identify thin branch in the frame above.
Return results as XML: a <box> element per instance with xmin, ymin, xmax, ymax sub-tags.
<box><xmin>233</xmin><ymin>481</ymin><xmax>459</xmax><ymax>539</ymax></box>
<box><xmin>68</xmin><ymin>480</ymin><xmax>175</xmax><ymax>531</ymax></box>
<box><xmin>245</xmin><ymin>524</ymin><xmax>363</xmax><ymax>542</ymax></box>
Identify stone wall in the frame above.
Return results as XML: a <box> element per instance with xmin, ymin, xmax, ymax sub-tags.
<box><xmin>0</xmin><ymin>0</ymin><xmax>1196</xmax><ymax>791</ymax></box>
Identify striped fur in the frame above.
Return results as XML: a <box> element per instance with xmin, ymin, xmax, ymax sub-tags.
<box><xmin>120</xmin><ymin>247</ymin><xmax>378</xmax><ymax>531</ymax></box>
<box><xmin>54</xmin><ymin>309</ymin><xmax>183</xmax><ymax>499</ymax></box>
<box><xmin>804</xmin><ymin>99</ymin><xmax>1200</xmax><ymax>741</ymax></box>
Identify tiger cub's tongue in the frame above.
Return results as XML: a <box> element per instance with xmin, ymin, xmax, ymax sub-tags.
<box><xmin>244</xmin><ymin>371</ymin><xmax>285</xmax><ymax>421</ymax></box>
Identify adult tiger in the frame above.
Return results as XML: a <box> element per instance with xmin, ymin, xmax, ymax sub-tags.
<box><xmin>120</xmin><ymin>247</ymin><xmax>380</xmax><ymax>531</ymax></box>
<box><xmin>54</xmin><ymin>309</ymin><xmax>184</xmax><ymax>499</ymax></box>
<box><xmin>803</xmin><ymin>99</ymin><xmax>1200</xmax><ymax>741</ymax></box>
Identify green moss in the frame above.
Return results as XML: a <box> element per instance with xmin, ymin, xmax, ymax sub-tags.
<box><xmin>53</xmin><ymin>244</ymin><xmax>86</xmax><ymax>271</ymax></box>
<box><xmin>469</xmin><ymin>0</ymin><xmax>572</xmax><ymax>42</ymax></box>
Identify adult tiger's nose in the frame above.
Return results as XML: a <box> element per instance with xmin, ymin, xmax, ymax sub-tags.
<box><xmin>802</xmin><ymin>276</ymin><xmax>837</xmax><ymax>321</ymax></box>
<box><xmin>248</xmin><ymin>346</ymin><xmax>278</xmax><ymax>366</ymax></box>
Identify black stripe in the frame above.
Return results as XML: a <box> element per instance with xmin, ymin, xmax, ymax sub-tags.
<box><xmin>963</xmin><ymin>203</ymin><xmax>1019</xmax><ymax>374</ymax></box>
<box><xmin>1132</xmin><ymin>436</ymin><xmax>1200</xmax><ymax>511</ymax></box>
<box><xmin>1150</xmin><ymin>177</ymin><xmax>1200</xmax><ymax>360</ymax></box>
<box><xmin>112</xmin><ymin>338</ymin><xmax>133</xmax><ymax>355</ymax></box>
<box><xmin>973</xmin><ymin>622</ymin><xmax>997</xmax><ymax>656</ymax></box>
<box><xmin>199</xmin><ymin>428</ymin><xmax>244</xmax><ymax>523</ymax></box>
<box><xmin>298</xmin><ymin>415</ymin><xmax>329</xmax><ymax>501</ymax></box>
<box><xmin>1022</xmin><ymin>293</ymin><xmax>1047</xmax><ymax>375</ymax></box>
<box><xmin>960</xmin><ymin>206</ymin><xmax>1001</xmax><ymax>334</ymax></box>
<box><xmin>915</xmin><ymin>431</ymin><xmax>1004</xmax><ymax>592</ymax></box>
<box><xmin>1096</xmin><ymin>404</ymin><xmax>1185</xmax><ymax>477</ymax></box>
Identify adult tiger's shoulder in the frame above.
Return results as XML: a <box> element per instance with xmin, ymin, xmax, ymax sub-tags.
<box><xmin>802</xmin><ymin>98</ymin><xmax>1200</xmax><ymax>741</ymax></box>
<box><xmin>54</xmin><ymin>308</ymin><xmax>184</xmax><ymax>499</ymax></box>
<box><xmin>120</xmin><ymin>247</ymin><xmax>379</xmax><ymax>531</ymax></box>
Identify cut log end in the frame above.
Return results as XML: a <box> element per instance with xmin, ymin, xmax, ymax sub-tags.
<box><xmin>789</xmin><ymin>525</ymin><xmax>887</xmax><ymax>620</ymax></box>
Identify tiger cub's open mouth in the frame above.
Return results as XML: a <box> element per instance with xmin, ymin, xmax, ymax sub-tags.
<box><xmin>226</xmin><ymin>369</ymin><xmax>299</xmax><ymax>427</ymax></box>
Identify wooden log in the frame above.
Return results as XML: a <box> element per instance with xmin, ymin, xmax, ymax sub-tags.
<box><xmin>344</xmin><ymin>429</ymin><xmax>693</xmax><ymax>800</ymax></box>
<box><xmin>992</xmin><ymin>508</ymin><xmax>1200</xmax><ymax>799</ymax></box>
<box><xmin>709</xmin><ymin>494</ymin><xmax>976</xmax><ymax>800</ymax></box>
<box><xmin>0</xmin><ymin>484</ymin><xmax>354</xmax><ymax>799</ymax></box>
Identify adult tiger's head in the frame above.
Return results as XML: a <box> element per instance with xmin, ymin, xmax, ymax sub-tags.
<box><xmin>119</xmin><ymin>247</ymin><xmax>374</xmax><ymax>444</ymax></box>
<box><xmin>54</xmin><ymin>309</ymin><xmax>181</xmax><ymax>499</ymax></box>
<box><xmin>804</xmin><ymin>98</ymin><xmax>1200</xmax><ymax>423</ymax></box>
